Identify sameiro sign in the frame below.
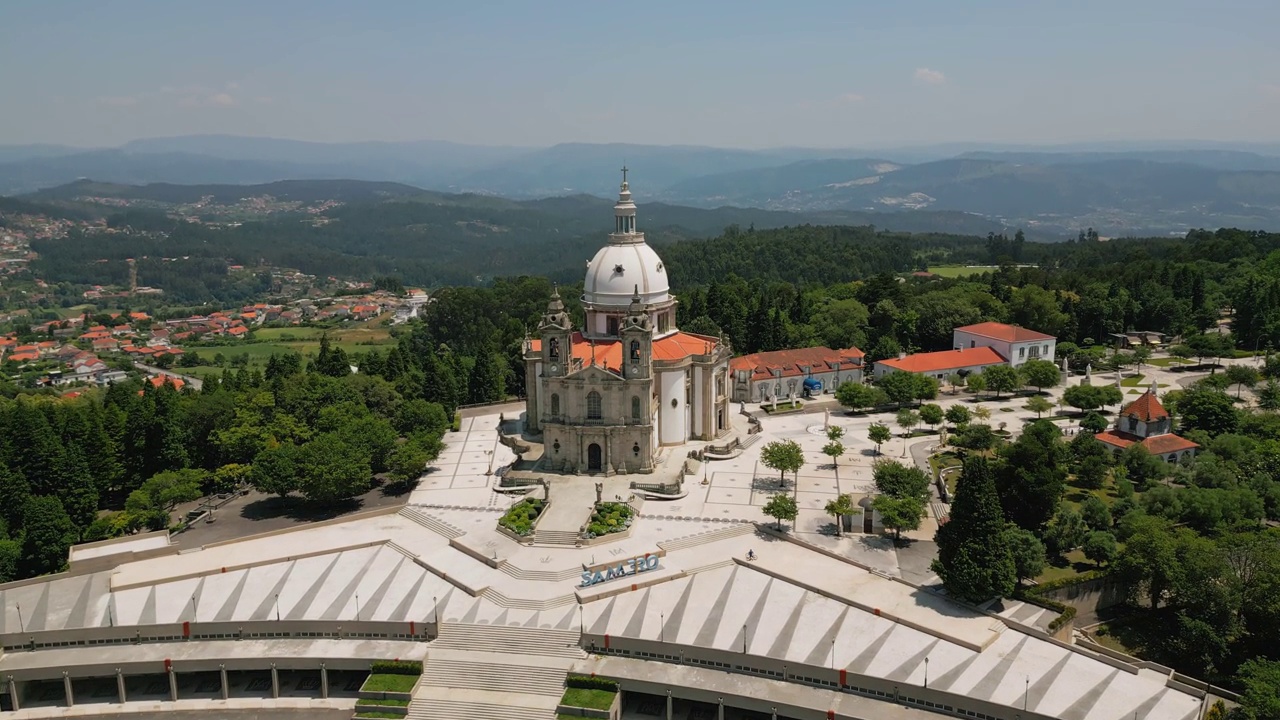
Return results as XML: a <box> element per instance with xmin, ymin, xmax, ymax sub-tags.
<box><xmin>580</xmin><ymin>553</ymin><xmax>660</xmax><ymax>587</ymax></box>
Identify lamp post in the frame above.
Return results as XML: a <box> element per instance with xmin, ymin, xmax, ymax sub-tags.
<box><xmin>432</xmin><ymin>596</ymin><xmax>438</xmax><ymax>625</ymax></box>
<box><xmin>274</xmin><ymin>593</ymin><xmax>280</xmax><ymax>621</ymax></box>
<box><xmin>16</xmin><ymin>603</ymin><xmax>23</xmax><ymax>633</ymax></box>
<box><xmin>660</xmin><ymin>612</ymin><xmax>664</xmax><ymax>642</ymax></box>
<box><xmin>743</xmin><ymin>624</ymin><xmax>748</xmax><ymax>654</ymax></box>
<box><xmin>578</xmin><ymin>604</ymin><xmax>584</xmax><ymax>633</ymax></box>
<box><xmin>924</xmin><ymin>656</ymin><xmax>929</xmax><ymax>689</ymax></box>
<box><xmin>355</xmin><ymin>593</ymin><xmax>361</xmax><ymax>621</ymax></box>
<box><xmin>1024</xmin><ymin>675</ymin><xmax>1029</xmax><ymax>710</ymax></box>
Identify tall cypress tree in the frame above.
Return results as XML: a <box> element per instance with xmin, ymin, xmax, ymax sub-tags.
<box><xmin>932</xmin><ymin>456</ymin><xmax>1015</xmax><ymax>603</ymax></box>
<box><xmin>466</xmin><ymin>344</ymin><xmax>503</xmax><ymax>404</ymax></box>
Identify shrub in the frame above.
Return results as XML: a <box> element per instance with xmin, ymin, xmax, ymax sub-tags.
<box><xmin>499</xmin><ymin>498</ymin><xmax>545</xmax><ymax>536</ymax></box>
<box><xmin>582</xmin><ymin>502</ymin><xmax>635</xmax><ymax>539</ymax></box>
<box><xmin>566</xmin><ymin>675</ymin><xmax>619</xmax><ymax>691</ymax></box>
<box><xmin>370</xmin><ymin>660</ymin><xmax>423</xmax><ymax>675</ymax></box>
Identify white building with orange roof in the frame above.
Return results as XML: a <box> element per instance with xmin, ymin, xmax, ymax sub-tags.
<box><xmin>1095</xmin><ymin>383</ymin><xmax>1199</xmax><ymax>463</ymax></box>
<box><xmin>524</xmin><ymin>171</ymin><xmax>731</xmax><ymax>475</ymax></box>
<box><xmin>952</xmin><ymin>321</ymin><xmax>1056</xmax><ymax>367</ymax></box>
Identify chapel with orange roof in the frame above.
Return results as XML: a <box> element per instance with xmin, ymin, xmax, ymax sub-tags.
<box><xmin>1094</xmin><ymin>381</ymin><xmax>1199</xmax><ymax>463</ymax></box>
<box><xmin>523</xmin><ymin>170</ymin><xmax>732</xmax><ymax>475</ymax></box>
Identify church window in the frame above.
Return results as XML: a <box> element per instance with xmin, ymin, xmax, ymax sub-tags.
<box><xmin>607</xmin><ymin>316</ymin><xmax>619</xmax><ymax>336</ymax></box>
<box><xmin>548</xmin><ymin>338</ymin><xmax>560</xmax><ymax>360</ymax></box>
<box><xmin>630</xmin><ymin>340</ymin><xmax>640</xmax><ymax>359</ymax></box>
<box><xmin>550</xmin><ymin>393</ymin><xmax>560</xmax><ymax>416</ymax></box>
<box><xmin>587</xmin><ymin>391</ymin><xmax>602</xmax><ymax>420</ymax></box>
<box><xmin>631</xmin><ymin>396</ymin><xmax>641</xmax><ymax>420</ymax></box>
<box><xmin>658</xmin><ymin>313</ymin><xmax>669</xmax><ymax>333</ymax></box>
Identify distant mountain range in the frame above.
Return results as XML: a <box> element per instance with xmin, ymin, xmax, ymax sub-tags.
<box><xmin>3</xmin><ymin>135</ymin><xmax>1280</xmax><ymax>237</ymax></box>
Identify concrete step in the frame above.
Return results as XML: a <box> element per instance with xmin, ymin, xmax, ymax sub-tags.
<box><xmin>422</xmin><ymin>658</ymin><xmax>566</xmax><ymax>696</ymax></box>
<box><xmin>401</xmin><ymin>506</ymin><xmax>466</xmax><ymax>539</ymax></box>
<box><xmin>480</xmin><ymin>588</ymin><xmax>578</xmax><ymax>611</ymax></box>
<box><xmin>739</xmin><ymin>433</ymin><xmax>763</xmax><ymax>449</ymax></box>
<box><xmin>408</xmin><ymin>698</ymin><xmax>555</xmax><ymax>720</ymax></box>
<box><xmin>498</xmin><ymin>561</ymin><xmax>582</xmax><ymax>582</ymax></box>
<box><xmin>658</xmin><ymin>522</ymin><xmax>754</xmax><ymax>552</ymax></box>
<box><xmin>434</xmin><ymin>622</ymin><xmax>584</xmax><ymax>659</ymax></box>
<box><xmin>532</xmin><ymin>529</ymin><xmax>581</xmax><ymax>547</ymax></box>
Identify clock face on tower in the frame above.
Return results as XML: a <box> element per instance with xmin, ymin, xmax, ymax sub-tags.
<box><xmin>550</xmin><ymin>364</ymin><xmax>558</xmax><ymax>373</ymax></box>
<box><xmin>630</xmin><ymin>365</ymin><xmax>638</xmax><ymax>376</ymax></box>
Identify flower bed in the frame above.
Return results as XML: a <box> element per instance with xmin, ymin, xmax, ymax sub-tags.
<box><xmin>583</xmin><ymin>502</ymin><xmax>635</xmax><ymax>539</ymax></box>
<box><xmin>499</xmin><ymin>498</ymin><xmax>546</xmax><ymax>537</ymax></box>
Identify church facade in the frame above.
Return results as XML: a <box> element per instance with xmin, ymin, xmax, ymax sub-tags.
<box><xmin>523</xmin><ymin>172</ymin><xmax>732</xmax><ymax>475</ymax></box>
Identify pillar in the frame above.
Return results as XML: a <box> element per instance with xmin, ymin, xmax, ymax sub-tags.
<box><xmin>168</xmin><ymin>667</ymin><xmax>178</xmax><ymax>701</ymax></box>
<box><xmin>666</xmin><ymin>690</ymin><xmax>672</xmax><ymax>720</ymax></box>
<box><xmin>116</xmin><ymin>668</ymin><xmax>126</xmax><ymax>704</ymax></box>
<box><xmin>219</xmin><ymin>664</ymin><xmax>228</xmax><ymax>700</ymax></box>
<box><xmin>7</xmin><ymin>676</ymin><xmax>19</xmax><ymax>711</ymax></box>
<box><xmin>63</xmin><ymin>671</ymin><xmax>74</xmax><ymax>708</ymax></box>
<box><xmin>320</xmin><ymin>664</ymin><xmax>328</xmax><ymax>699</ymax></box>
<box><xmin>270</xmin><ymin>663</ymin><xmax>279</xmax><ymax>699</ymax></box>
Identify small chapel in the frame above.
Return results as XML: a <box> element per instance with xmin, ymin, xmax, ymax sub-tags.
<box><xmin>1094</xmin><ymin>383</ymin><xmax>1200</xmax><ymax>463</ymax></box>
<box><xmin>523</xmin><ymin>170</ymin><xmax>732</xmax><ymax>475</ymax></box>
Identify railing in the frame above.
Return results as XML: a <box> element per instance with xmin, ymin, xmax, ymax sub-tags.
<box><xmin>542</xmin><ymin>415</ymin><xmax>649</xmax><ymax>427</ymax></box>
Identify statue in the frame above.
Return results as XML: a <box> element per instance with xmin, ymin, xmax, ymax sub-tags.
<box><xmin>1083</xmin><ymin>363</ymin><xmax>1092</xmax><ymax>385</ymax></box>
<box><xmin>823</xmin><ymin>408</ymin><xmax>830</xmax><ymax>430</ymax></box>
<box><xmin>595</xmin><ymin>482</ymin><xmax>603</xmax><ymax>504</ymax></box>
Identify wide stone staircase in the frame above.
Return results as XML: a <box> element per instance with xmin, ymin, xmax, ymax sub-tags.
<box><xmin>407</xmin><ymin>622</ymin><xmax>584</xmax><ymax>720</ymax></box>
<box><xmin>657</xmin><ymin>521</ymin><xmax>754</xmax><ymax>552</ymax></box>
<box><xmin>531</xmin><ymin>528</ymin><xmax>581</xmax><ymax>547</ymax></box>
<box><xmin>400</xmin><ymin>506</ymin><xmax>466</xmax><ymax>539</ymax></box>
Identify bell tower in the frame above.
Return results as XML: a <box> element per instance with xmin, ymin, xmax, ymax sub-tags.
<box><xmin>621</xmin><ymin>285</ymin><xmax>652</xmax><ymax>380</ymax></box>
<box><xmin>539</xmin><ymin>285</ymin><xmax>573</xmax><ymax>379</ymax></box>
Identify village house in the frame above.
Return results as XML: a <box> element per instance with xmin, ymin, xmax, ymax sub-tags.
<box><xmin>730</xmin><ymin>346</ymin><xmax>865</xmax><ymax>403</ymax></box>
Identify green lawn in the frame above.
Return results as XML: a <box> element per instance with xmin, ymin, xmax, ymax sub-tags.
<box><xmin>361</xmin><ymin>674</ymin><xmax>418</xmax><ymax>693</ymax></box>
<box><xmin>925</xmin><ymin>265</ymin><xmax>1000</xmax><ymax>278</ymax></box>
<box><xmin>1120</xmin><ymin>373</ymin><xmax>1168</xmax><ymax>388</ymax></box>
<box><xmin>560</xmin><ymin>688</ymin><xmax>616</xmax><ymax>711</ymax></box>
<box><xmin>1147</xmin><ymin>357</ymin><xmax>1189</xmax><ymax>367</ymax></box>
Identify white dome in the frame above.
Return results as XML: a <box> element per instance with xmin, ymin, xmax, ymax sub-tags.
<box><xmin>583</xmin><ymin>240</ymin><xmax>670</xmax><ymax>307</ymax></box>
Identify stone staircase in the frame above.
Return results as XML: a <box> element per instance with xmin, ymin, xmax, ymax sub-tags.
<box><xmin>739</xmin><ymin>433</ymin><xmax>763</xmax><ymax>449</ymax></box>
<box><xmin>930</xmin><ymin>502</ymin><xmax>950</xmax><ymax>521</ymax></box>
<box><xmin>531</xmin><ymin>528</ymin><xmax>581</xmax><ymax>547</ymax></box>
<box><xmin>498</xmin><ymin>561</ymin><xmax>583</xmax><ymax>582</ymax></box>
<box><xmin>400</xmin><ymin>506</ymin><xmax>466</xmax><ymax>539</ymax></box>
<box><xmin>658</xmin><ymin>522</ymin><xmax>754</xmax><ymax>552</ymax></box>
<box><xmin>407</xmin><ymin>622</ymin><xmax>584</xmax><ymax>720</ymax></box>
<box><xmin>479</xmin><ymin>587</ymin><xmax>578</xmax><ymax>611</ymax></box>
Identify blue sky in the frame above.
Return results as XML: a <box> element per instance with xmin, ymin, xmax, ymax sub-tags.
<box><xmin>2</xmin><ymin>0</ymin><xmax>1278</xmax><ymax>148</ymax></box>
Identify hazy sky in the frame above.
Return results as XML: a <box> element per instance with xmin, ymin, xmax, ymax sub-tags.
<box><xmin>3</xmin><ymin>0</ymin><xmax>1279</xmax><ymax>148</ymax></box>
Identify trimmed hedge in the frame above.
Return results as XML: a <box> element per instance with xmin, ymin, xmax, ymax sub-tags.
<box><xmin>583</xmin><ymin>502</ymin><xmax>635</xmax><ymax>539</ymax></box>
<box><xmin>370</xmin><ymin>660</ymin><xmax>423</xmax><ymax>676</ymax></box>
<box><xmin>499</xmin><ymin>497</ymin><xmax>545</xmax><ymax>536</ymax></box>
<box><xmin>1012</xmin><ymin>571</ymin><xmax>1107</xmax><ymax>634</ymax></box>
<box><xmin>566</xmin><ymin>675</ymin><xmax>619</xmax><ymax>691</ymax></box>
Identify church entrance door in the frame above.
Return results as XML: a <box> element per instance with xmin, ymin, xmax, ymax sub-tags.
<box><xmin>587</xmin><ymin>443</ymin><xmax>603</xmax><ymax>472</ymax></box>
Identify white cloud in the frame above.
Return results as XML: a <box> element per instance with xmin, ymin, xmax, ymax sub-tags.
<box><xmin>208</xmin><ymin>93</ymin><xmax>236</xmax><ymax>107</ymax></box>
<box><xmin>839</xmin><ymin>92</ymin><xmax>866</xmax><ymax>103</ymax></box>
<box><xmin>914</xmin><ymin>67</ymin><xmax>946</xmax><ymax>85</ymax></box>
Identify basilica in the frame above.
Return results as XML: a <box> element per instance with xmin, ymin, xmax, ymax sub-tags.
<box><xmin>523</xmin><ymin>171</ymin><xmax>732</xmax><ymax>475</ymax></box>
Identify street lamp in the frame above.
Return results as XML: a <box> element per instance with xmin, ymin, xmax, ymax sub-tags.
<box><xmin>274</xmin><ymin>593</ymin><xmax>280</xmax><ymax>621</ymax></box>
<box><xmin>924</xmin><ymin>656</ymin><xmax>929</xmax><ymax>689</ymax></box>
<box><xmin>1024</xmin><ymin>675</ymin><xmax>1029</xmax><ymax>710</ymax></box>
<box><xmin>660</xmin><ymin>612</ymin><xmax>664</xmax><ymax>642</ymax></box>
<box><xmin>742</xmin><ymin>624</ymin><xmax>748</xmax><ymax>654</ymax></box>
<box><xmin>578</xmin><ymin>604</ymin><xmax>584</xmax><ymax>633</ymax></box>
<box><xmin>355</xmin><ymin>593</ymin><xmax>361</xmax><ymax>621</ymax></box>
<box><xmin>432</xmin><ymin>596</ymin><xmax>438</xmax><ymax>625</ymax></box>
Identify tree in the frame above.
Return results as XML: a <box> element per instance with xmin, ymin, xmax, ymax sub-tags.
<box><xmin>1024</xmin><ymin>395</ymin><xmax>1053</xmax><ymax>418</ymax></box>
<box><xmin>760</xmin><ymin>440</ymin><xmax>805</xmax><ymax>485</ymax></box>
<box><xmin>868</xmin><ymin>423</ymin><xmax>892</xmax><ymax>455</ymax></box>
<box><xmin>1225</xmin><ymin>364</ymin><xmax>1260</xmax><ymax>400</ymax></box>
<box><xmin>918</xmin><ymin>403</ymin><xmax>944</xmax><ymax>432</ymax></box>
<box><xmin>932</xmin><ymin>457</ymin><xmax>1015</xmax><ymax>602</ymax></box>
<box><xmin>1080</xmin><ymin>494</ymin><xmax>1113</xmax><ymax>530</ymax></box>
<box><xmin>1176</xmin><ymin>385</ymin><xmax>1238</xmax><ymax>435</ymax></box>
<box><xmin>394</xmin><ymin>399</ymin><xmax>450</xmax><ymax>436</ymax></box>
<box><xmin>824</xmin><ymin>493</ymin><xmax>854</xmax><ymax>537</ymax></box>
<box><xmin>1082</xmin><ymin>530</ymin><xmax>1118</xmax><ymax>567</ymax></box>
<box><xmin>966</xmin><ymin>373</ymin><xmax>987</xmax><ymax>397</ymax></box>
<box><xmin>1257</xmin><ymin>378</ymin><xmax>1280</xmax><ymax>410</ymax></box>
<box><xmin>873</xmin><ymin>494</ymin><xmax>925</xmax><ymax>541</ymax></box>
<box><xmin>878</xmin><ymin>371</ymin><xmax>920</xmax><ymax>408</ymax></box>
<box><xmin>1080</xmin><ymin>411</ymin><xmax>1109</xmax><ymax>433</ymax></box>
<box><xmin>1233</xmin><ymin>659</ymin><xmax>1280</xmax><ymax>720</ymax></box>
<box><xmin>1020</xmin><ymin>359</ymin><xmax>1060</xmax><ymax>392</ymax></box>
<box><xmin>872</xmin><ymin>459</ymin><xmax>931</xmax><ymax>499</ymax></box>
<box><xmin>995</xmin><ymin>420</ymin><xmax>1068</xmax><ymax>531</ymax></box>
<box><xmin>981</xmin><ymin>365</ymin><xmax>1019</xmax><ymax>398</ymax></box>
<box><xmin>251</xmin><ymin>444</ymin><xmax>300</xmax><ymax>498</ymax></box>
<box><xmin>835</xmin><ymin>381</ymin><xmax>885</xmax><ymax>413</ymax></box>
<box><xmin>386</xmin><ymin>434</ymin><xmax>443</xmax><ymax>487</ymax></box>
<box><xmin>896</xmin><ymin>409</ymin><xmax>919</xmax><ymax>440</ymax></box>
<box><xmin>1122</xmin><ymin>444</ymin><xmax>1165</xmax><ymax>490</ymax></box>
<box><xmin>1075</xmin><ymin>455</ymin><xmax>1109</xmax><ymax>490</ymax></box>
<box><xmin>1063</xmin><ymin>384</ymin><xmax>1123</xmax><ymax>414</ymax></box>
<box><xmin>1005</xmin><ymin>526</ymin><xmax>1047</xmax><ymax>583</ymax></box>
<box><xmin>19</xmin><ymin>496</ymin><xmax>77</xmax><ymax>577</ymax></box>
<box><xmin>952</xmin><ymin>423</ymin><xmax>995</xmax><ymax>453</ymax></box>
<box><xmin>822</xmin><ymin>439</ymin><xmax>845</xmax><ymax>466</ymax></box>
<box><xmin>1043</xmin><ymin>506</ymin><xmax>1088</xmax><ymax>557</ymax></box>
<box><xmin>313</xmin><ymin>335</ymin><xmax>351</xmax><ymax>377</ymax></box>
<box><xmin>296</xmin><ymin>434</ymin><xmax>371</xmax><ymax>504</ymax></box>
<box><xmin>947</xmin><ymin>373</ymin><xmax>964</xmax><ymax>394</ymax></box>
<box><xmin>762</xmin><ymin>493</ymin><xmax>798</xmax><ymax>531</ymax></box>
<box><xmin>466</xmin><ymin>344</ymin><xmax>504</xmax><ymax>404</ymax></box>
<box><xmin>944</xmin><ymin>404</ymin><xmax>971</xmax><ymax>428</ymax></box>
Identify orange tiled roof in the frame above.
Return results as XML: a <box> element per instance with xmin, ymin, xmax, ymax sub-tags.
<box><xmin>955</xmin><ymin>322</ymin><xmax>1055</xmax><ymax>343</ymax></box>
<box><xmin>876</xmin><ymin>347</ymin><xmax>1006</xmax><ymax>374</ymax></box>
<box><xmin>147</xmin><ymin>375</ymin><xmax>185</xmax><ymax>391</ymax></box>
<box><xmin>530</xmin><ymin>331</ymin><xmax>719</xmax><ymax>372</ymax></box>
<box><xmin>8</xmin><ymin>351</ymin><xmax>38</xmax><ymax>362</ymax></box>
<box><xmin>730</xmin><ymin>346</ymin><xmax>864</xmax><ymax>380</ymax></box>
<box><xmin>1121</xmin><ymin>391</ymin><xmax>1169</xmax><ymax>422</ymax></box>
<box><xmin>1096</xmin><ymin>430</ymin><xmax>1199</xmax><ymax>455</ymax></box>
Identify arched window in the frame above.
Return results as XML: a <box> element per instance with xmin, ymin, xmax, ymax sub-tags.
<box><xmin>550</xmin><ymin>393</ymin><xmax>560</xmax><ymax>416</ymax></box>
<box><xmin>587</xmin><ymin>391</ymin><xmax>602</xmax><ymax>420</ymax></box>
<box><xmin>631</xmin><ymin>396</ymin><xmax>641</xmax><ymax>420</ymax></box>
<box><xmin>548</xmin><ymin>338</ymin><xmax>560</xmax><ymax>360</ymax></box>
<box><xmin>630</xmin><ymin>340</ymin><xmax>641</xmax><ymax>359</ymax></box>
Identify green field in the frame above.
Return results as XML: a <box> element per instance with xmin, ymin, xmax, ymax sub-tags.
<box><xmin>180</xmin><ymin>324</ymin><xmax>397</xmax><ymax>370</ymax></box>
<box><xmin>925</xmin><ymin>265</ymin><xmax>1000</xmax><ymax>278</ymax></box>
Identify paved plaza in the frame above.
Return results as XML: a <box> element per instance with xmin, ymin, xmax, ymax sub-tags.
<box><xmin>0</xmin><ymin>355</ymin><xmax>1249</xmax><ymax>719</ymax></box>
